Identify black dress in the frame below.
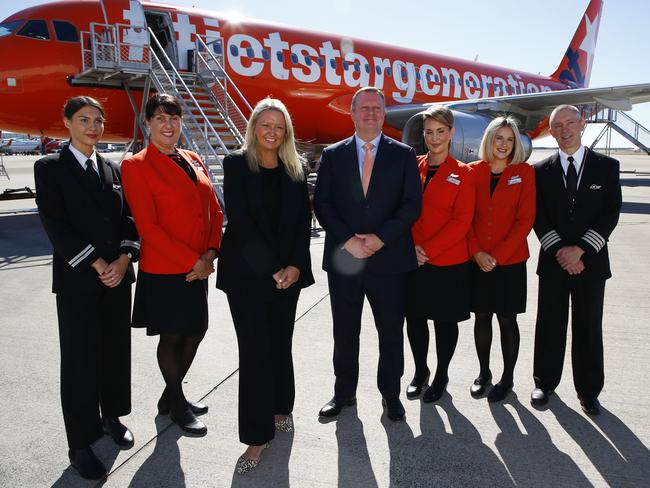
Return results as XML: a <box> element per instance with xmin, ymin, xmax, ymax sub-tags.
<box><xmin>131</xmin><ymin>151</ymin><xmax>209</xmax><ymax>337</ymax></box>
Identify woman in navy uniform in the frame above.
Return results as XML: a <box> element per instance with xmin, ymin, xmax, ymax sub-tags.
<box><xmin>405</xmin><ymin>105</ymin><xmax>475</xmax><ymax>402</ymax></box>
<box><xmin>34</xmin><ymin>96</ymin><xmax>140</xmax><ymax>480</ymax></box>
<box><xmin>467</xmin><ymin>117</ymin><xmax>536</xmax><ymax>402</ymax></box>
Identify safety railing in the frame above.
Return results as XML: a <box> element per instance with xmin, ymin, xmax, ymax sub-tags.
<box><xmin>80</xmin><ymin>23</ymin><xmax>150</xmax><ymax>72</ymax></box>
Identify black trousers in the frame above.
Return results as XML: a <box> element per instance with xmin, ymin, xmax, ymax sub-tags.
<box><xmin>227</xmin><ymin>286</ymin><xmax>300</xmax><ymax>446</ymax></box>
<box><xmin>328</xmin><ymin>271</ymin><xmax>407</xmax><ymax>401</ymax></box>
<box><xmin>55</xmin><ymin>283</ymin><xmax>132</xmax><ymax>449</ymax></box>
<box><xmin>533</xmin><ymin>275</ymin><xmax>606</xmax><ymax>398</ymax></box>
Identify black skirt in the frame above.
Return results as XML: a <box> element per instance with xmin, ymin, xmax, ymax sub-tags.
<box><xmin>469</xmin><ymin>261</ymin><xmax>527</xmax><ymax>314</ymax></box>
<box><xmin>132</xmin><ymin>271</ymin><xmax>208</xmax><ymax>336</ymax></box>
<box><xmin>406</xmin><ymin>262</ymin><xmax>470</xmax><ymax>322</ymax></box>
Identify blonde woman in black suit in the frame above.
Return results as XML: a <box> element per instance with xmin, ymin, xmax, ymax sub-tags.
<box><xmin>217</xmin><ymin>98</ymin><xmax>314</xmax><ymax>474</ymax></box>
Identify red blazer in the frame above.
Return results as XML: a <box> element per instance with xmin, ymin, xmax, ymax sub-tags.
<box><xmin>411</xmin><ymin>154</ymin><xmax>475</xmax><ymax>266</ymax></box>
<box><xmin>121</xmin><ymin>145</ymin><xmax>223</xmax><ymax>274</ymax></box>
<box><xmin>467</xmin><ymin>160</ymin><xmax>535</xmax><ymax>265</ymax></box>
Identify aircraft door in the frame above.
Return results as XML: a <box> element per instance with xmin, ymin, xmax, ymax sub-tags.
<box><xmin>144</xmin><ymin>11</ymin><xmax>179</xmax><ymax>69</ymax></box>
<box><xmin>96</xmin><ymin>0</ymin><xmax>148</xmax><ymax>66</ymax></box>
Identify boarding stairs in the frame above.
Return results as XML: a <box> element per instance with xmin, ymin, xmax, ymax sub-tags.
<box><xmin>73</xmin><ymin>22</ymin><xmax>253</xmax><ymax>207</ymax></box>
<box><xmin>0</xmin><ymin>154</ymin><xmax>8</xmax><ymax>180</ymax></box>
<box><xmin>586</xmin><ymin>107</ymin><xmax>650</xmax><ymax>155</ymax></box>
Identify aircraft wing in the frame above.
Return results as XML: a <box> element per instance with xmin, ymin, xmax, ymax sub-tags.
<box><xmin>384</xmin><ymin>82</ymin><xmax>650</xmax><ymax>133</ymax></box>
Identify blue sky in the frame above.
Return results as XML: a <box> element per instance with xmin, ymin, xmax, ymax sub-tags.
<box><xmin>2</xmin><ymin>0</ymin><xmax>649</xmax><ymax>147</ymax></box>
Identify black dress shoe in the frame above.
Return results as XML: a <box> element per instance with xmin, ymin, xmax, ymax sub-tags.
<box><xmin>470</xmin><ymin>372</ymin><xmax>492</xmax><ymax>398</ymax></box>
<box><xmin>318</xmin><ymin>396</ymin><xmax>356</xmax><ymax>418</ymax></box>
<box><xmin>487</xmin><ymin>381</ymin><xmax>513</xmax><ymax>403</ymax></box>
<box><xmin>158</xmin><ymin>397</ymin><xmax>209</xmax><ymax>416</ymax></box>
<box><xmin>423</xmin><ymin>377</ymin><xmax>448</xmax><ymax>403</ymax></box>
<box><xmin>170</xmin><ymin>409</ymin><xmax>207</xmax><ymax>436</ymax></box>
<box><xmin>578</xmin><ymin>396</ymin><xmax>601</xmax><ymax>415</ymax></box>
<box><xmin>406</xmin><ymin>372</ymin><xmax>430</xmax><ymax>399</ymax></box>
<box><xmin>530</xmin><ymin>388</ymin><xmax>553</xmax><ymax>407</ymax></box>
<box><xmin>68</xmin><ymin>447</ymin><xmax>107</xmax><ymax>480</ymax></box>
<box><xmin>382</xmin><ymin>397</ymin><xmax>406</xmax><ymax>421</ymax></box>
<box><xmin>102</xmin><ymin>417</ymin><xmax>134</xmax><ymax>448</ymax></box>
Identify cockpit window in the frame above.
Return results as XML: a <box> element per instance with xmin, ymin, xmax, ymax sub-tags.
<box><xmin>17</xmin><ymin>19</ymin><xmax>50</xmax><ymax>40</ymax></box>
<box><xmin>53</xmin><ymin>21</ymin><xmax>78</xmax><ymax>42</ymax></box>
<box><xmin>0</xmin><ymin>20</ymin><xmax>24</xmax><ymax>37</ymax></box>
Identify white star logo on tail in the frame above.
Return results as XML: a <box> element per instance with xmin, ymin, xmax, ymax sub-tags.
<box><xmin>579</xmin><ymin>13</ymin><xmax>598</xmax><ymax>68</ymax></box>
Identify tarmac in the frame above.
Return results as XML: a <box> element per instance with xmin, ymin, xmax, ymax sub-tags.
<box><xmin>0</xmin><ymin>149</ymin><xmax>649</xmax><ymax>487</ymax></box>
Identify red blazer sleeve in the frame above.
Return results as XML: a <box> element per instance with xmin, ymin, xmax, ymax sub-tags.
<box><xmin>424</xmin><ymin>166</ymin><xmax>476</xmax><ymax>260</ymax></box>
<box><xmin>492</xmin><ymin>164</ymin><xmax>536</xmax><ymax>264</ymax></box>
<box><xmin>121</xmin><ymin>157</ymin><xmax>199</xmax><ymax>270</ymax></box>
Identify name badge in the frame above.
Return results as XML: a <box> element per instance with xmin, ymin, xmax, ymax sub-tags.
<box><xmin>507</xmin><ymin>176</ymin><xmax>522</xmax><ymax>185</ymax></box>
<box><xmin>446</xmin><ymin>174</ymin><xmax>461</xmax><ymax>185</ymax></box>
<box><xmin>589</xmin><ymin>184</ymin><xmax>602</xmax><ymax>190</ymax></box>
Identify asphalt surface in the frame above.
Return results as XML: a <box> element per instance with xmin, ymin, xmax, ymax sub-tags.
<box><xmin>0</xmin><ymin>150</ymin><xmax>648</xmax><ymax>487</ymax></box>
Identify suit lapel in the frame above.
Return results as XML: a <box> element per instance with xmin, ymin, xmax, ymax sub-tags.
<box><xmin>575</xmin><ymin>148</ymin><xmax>593</xmax><ymax>198</ymax></box>
<box><xmin>344</xmin><ymin>137</ymin><xmax>365</xmax><ymax>201</ymax></box>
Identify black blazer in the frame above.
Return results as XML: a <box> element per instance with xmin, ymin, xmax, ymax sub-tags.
<box><xmin>35</xmin><ymin>147</ymin><xmax>139</xmax><ymax>293</ymax></box>
<box><xmin>314</xmin><ymin>134</ymin><xmax>421</xmax><ymax>275</ymax></box>
<box><xmin>216</xmin><ymin>150</ymin><xmax>314</xmax><ymax>292</ymax></box>
<box><xmin>534</xmin><ymin>148</ymin><xmax>622</xmax><ymax>280</ymax></box>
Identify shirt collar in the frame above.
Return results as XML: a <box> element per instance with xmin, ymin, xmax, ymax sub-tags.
<box><xmin>354</xmin><ymin>132</ymin><xmax>382</xmax><ymax>152</ymax></box>
<box><xmin>559</xmin><ymin>145</ymin><xmax>586</xmax><ymax>173</ymax></box>
<box><xmin>68</xmin><ymin>143</ymin><xmax>98</xmax><ymax>171</ymax></box>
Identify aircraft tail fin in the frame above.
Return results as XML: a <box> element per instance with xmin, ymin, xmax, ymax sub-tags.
<box><xmin>550</xmin><ymin>0</ymin><xmax>604</xmax><ymax>88</ymax></box>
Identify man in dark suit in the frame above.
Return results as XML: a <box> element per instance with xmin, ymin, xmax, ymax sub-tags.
<box><xmin>34</xmin><ymin>96</ymin><xmax>140</xmax><ymax>480</ymax></box>
<box><xmin>314</xmin><ymin>87</ymin><xmax>422</xmax><ymax>421</ymax></box>
<box><xmin>531</xmin><ymin>104</ymin><xmax>622</xmax><ymax>415</ymax></box>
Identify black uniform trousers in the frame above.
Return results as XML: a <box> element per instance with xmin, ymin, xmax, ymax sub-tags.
<box><xmin>533</xmin><ymin>275</ymin><xmax>606</xmax><ymax>399</ymax></box>
<box><xmin>227</xmin><ymin>286</ymin><xmax>300</xmax><ymax>446</ymax></box>
<box><xmin>328</xmin><ymin>271</ymin><xmax>407</xmax><ymax>401</ymax></box>
<box><xmin>55</xmin><ymin>282</ymin><xmax>132</xmax><ymax>449</ymax></box>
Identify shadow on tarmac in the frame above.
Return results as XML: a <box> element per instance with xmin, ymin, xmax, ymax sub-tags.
<box><xmin>0</xmin><ymin>213</ymin><xmax>52</xmax><ymax>270</ymax></box>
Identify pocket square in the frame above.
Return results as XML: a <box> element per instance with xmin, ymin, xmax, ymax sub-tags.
<box><xmin>589</xmin><ymin>184</ymin><xmax>602</xmax><ymax>190</ymax></box>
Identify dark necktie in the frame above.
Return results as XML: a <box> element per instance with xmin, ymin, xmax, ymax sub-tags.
<box><xmin>566</xmin><ymin>156</ymin><xmax>578</xmax><ymax>204</ymax></box>
<box><xmin>85</xmin><ymin>159</ymin><xmax>101</xmax><ymax>188</ymax></box>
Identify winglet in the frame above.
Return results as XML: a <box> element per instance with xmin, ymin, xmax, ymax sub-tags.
<box><xmin>550</xmin><ymin>0</ymin><xmax>604</xmax><ymax>88</ymax></box>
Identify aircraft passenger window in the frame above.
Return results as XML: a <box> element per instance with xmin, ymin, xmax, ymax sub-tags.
<box><xmin>246</xmin><ymin>47</ymin><xmax>254</xmax><ymax>57</ymax></box>
<box><xmin>342</xmin><ymin>61</ymin><xmax>348</xmax><ymax>70</ymax></box>
<box><xmin>53</xmin><ymin>21</ymin><xmax>78</xmax><ymax>42</ymax></box>
<box><xmin>354</xmin><ymin>64</ymin><xmax>360</xmax><ymax>72</ymax></box>
<box><xmin>304</xmin><ymin>56</ymin><xmax>312</xmax><ymax>66</ymax></box>
<box><xmin>434</xmin><ymin>74</ymin><xmax>439</xmax><ymax>82</ymax></box>
<box><xmin>385</xmin><ymin>67</ymin><xmax>392</xmax><ymax>76</ymax></box>
<box><xmin>0</xmin><ymin>20</ymin><xmax>24</xmax><ymax>37</ymax></box>
<box><xmin>375</xmin><ymin>66</ymin><xmax>382</xmax><ymax>75</ymax></box>
<box><xmin>229</xmin><ymin>44</ymin><xmax>239</xmax><ymax>56</ymax></box>
<box><xmin>290</xmin><ymin>53</ymin><xmax>298</xmax><ymax>63</ymax></box>
<box><xmin>276</xmin><ymin>52</ymin><xmax>284</xmax><ymax>62</ymax></box>
<box><xmin>262</xmin><ymin>49</ymin><xmax>270</xmax><ymax>60</ymax></box>
<box><xmin>330</xmin><ymin>59</ymin><xmax>337</xmax><ymax>69</ymax></box>
<box><xmin>17</xmin><ymin>19</ymin><xmax>49</xmax><ymax>40</ymax></box>
<box><xmin>364</xmin><ymin>64</ymin><xmax>370</xmax><ymax>74</ymax></box>
<box><xmin>442</xmin><ymin>76</ymin><xmax>447</xmax><ymax>83</ymax></box>
<box><xmin>317</xmin><ymin>57</ymin><xmax>325</xmax><ymax>67</ymax></box>
<box><xmin>416</xmin><ymin>71</ymin><xmax>421</xmax><ymax>80</ymax></box>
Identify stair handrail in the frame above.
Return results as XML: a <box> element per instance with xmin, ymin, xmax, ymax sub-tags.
<box><xmin>194</xmin><ymin>35</ymin><xmax>253</xmax><ymax>115</ymax></box>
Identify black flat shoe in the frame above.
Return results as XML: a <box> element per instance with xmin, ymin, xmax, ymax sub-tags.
<box><xmin>406</xmin><ymin>372</ymin><xmax>430</xmax><ymax>399</ymax></box>
<box><xmin>318</xmin><ymin>396</ymin><xmax>356</xmax><ymax>418</ymax></box>
<box><xmin>170</xmin><ymin>409</ymin><xmax>207</xmax><ymax>436</ymax></box>
<box><xmin>382</xmin><ymin>397</ymin><xmax>406</xmax><ymax>421</ymax></box>
<box><xmin>578</xmin><ymin>396</ymin><xmax>601</xmax><ymax>416</ymax></box>
<box><xmin>68</xmin><ymin>447</ymin><xmax>106</xmax><ymax>480</ymax></box>
<box><xmin>470</xmin><ymin>372</ymin><xmax>492</xmax><ymax>398</ymax></box>
<box><xmin>423</xmin><ymin>377</ymin><xmax>448</xmax><ymax>403</ymax></box>
<box><xmin>487</xmin><ymin>381</ymin><xmax>513</xmax><ymax>403</ymax></box>
<box><xmin>158</xmin><ymin>395</ymin><xmax>209</xmax><ymax>416</ymax></box>
<box><xmin>102</xmin><ymin>417</ymin><xmax>134</xmax><ymax>449</ymax></box>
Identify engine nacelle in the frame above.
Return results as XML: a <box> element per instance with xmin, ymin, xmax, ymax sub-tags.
<box><xmin>401</xmin><ymin>110</ymin><xmax>532</xmax><ymax>163</ymax></box>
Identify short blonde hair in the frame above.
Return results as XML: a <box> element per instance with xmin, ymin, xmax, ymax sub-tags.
<box><xmin>242</xmin><ymin>98</ymin><xmax>304</xmax><ymax>182</ymax></box>
<box><xmin>478</xmin><ymin>116</ymin><xmax>526</xmax><ymax>164</ymax></box>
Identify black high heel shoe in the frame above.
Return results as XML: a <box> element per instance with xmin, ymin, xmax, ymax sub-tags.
<box><xmin>470</xmin><ymin>371</ymin><xmax>492</xmax><ymax>398</ymax></box>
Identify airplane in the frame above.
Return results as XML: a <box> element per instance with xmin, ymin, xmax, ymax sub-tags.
<box><xmin>0</xmin><ymin>138</ymin><xmax>41</xmax><ymax>155</ymax></box>
<box><xmin>0</xmin><ymin>0</ymin><xmax>649</xmax><ymax>162</ymax></box>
